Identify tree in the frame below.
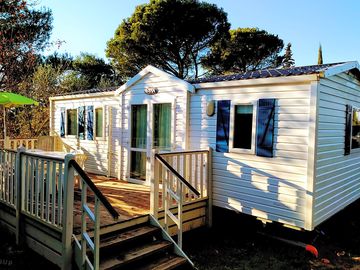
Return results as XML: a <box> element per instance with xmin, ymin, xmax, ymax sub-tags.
<box><xmin>202</xmin><ymin>28</ymin><xmax>284</xmax><ymax>75</ymax></box>
<box><xmin>106</xmin><ymin>0</ymin><xmax>230</xmax><ymax>79</ymax></box>
<box><xmin>318</xmin><ymin>44</ymin><xmax>323</xmax><ymax>65</ymax></box>
<box><xmin>72</xmin><ymin>53</ymin><xmax>119</xmax><ymax>88</ymax></box>
<box><xmin>282</xmin><ymin>42</ymin><xmax>295</xmax><ymax>68</ymax></box>
<box><xmin>0</xmin><ymin>0</ymin><xmax>53</xmax><ymax>90</ymax></box>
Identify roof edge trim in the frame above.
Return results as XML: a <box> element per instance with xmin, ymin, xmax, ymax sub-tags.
<box><xmin>115</xmin><ymin>65</ymin><xmax>195</xmax><ymax>95</ymax></box>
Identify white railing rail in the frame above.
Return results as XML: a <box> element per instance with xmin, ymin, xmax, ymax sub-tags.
<box><xmin>71</xmin><ymin>160</ymin><xmax>119</xmax><ymax>270</ymax></box>
<box><xmin>150</xmin><ymin>148</ymin><xmax>212</xmax><ymax>248</ymax></box>
<box><xmin>0</xmin><ymin>138</ymin><xmax>38</xmax><ymax>150</ymax></box>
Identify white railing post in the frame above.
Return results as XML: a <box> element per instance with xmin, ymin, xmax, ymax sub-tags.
<box><xmin>150</xmin><ymin>149</ymin><xmax>159</xmax><ymax>219</ymax></box>
<box><xmin>207</xmin><ymin>147</ymin><xmax>213</xmax><ymax>228</ymax></box>
<box><xmin>61</xmin><ymin>154</ymin><xmax>75</xmax><ymax>270</ymax></box>
<box><xmin>15</xmin><ymin>147</ymin><xmax>26</xmax><ymax>245</ymax></box>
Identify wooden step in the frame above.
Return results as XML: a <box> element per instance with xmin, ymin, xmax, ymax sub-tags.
<box><xmin>100</xmin><ymin>240</ymin><xmax>173</xmax><ymax>270</ymax></box>
<box><xmin>100</xmin><ymin>225</ymin><xmax>160</xmax><ymax>250</ymax></box>
<box><xmin>137</xmin><ymin>255</ymin><xmax>189</xmax><ymax>270</ymax></box>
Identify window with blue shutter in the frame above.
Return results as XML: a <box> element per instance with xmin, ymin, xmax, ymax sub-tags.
<box><xmin>256</xmin><ymin>99</ymin><xmax>276</xmax><ymax>157</ymax></box>
<box><xmin>78</xmin><ymin>106</ymin><xmax>85</xmax><ymax>139</ymax></box>
<box><xmin>216</xmin><ymin>100</ymin><xmax>231</xmax><ymax>152</ymax></box>
<box><xmin>60</xmin><ymin>107</ymin><xmax>65</xmax><ymax>137</ymax></box>
<box><xmin>87</xmin><ymin>106</ymin><xmax>94</xmax><ymax>140</ymax></box>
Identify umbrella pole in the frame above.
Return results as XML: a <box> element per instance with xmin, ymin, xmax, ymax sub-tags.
<box><xmin>3</xmin><ymin>106</ymin><xmax>8</xmax><ymax>148</ymax></box>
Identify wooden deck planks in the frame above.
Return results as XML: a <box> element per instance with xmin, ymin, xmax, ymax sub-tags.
<box><xmin>73</xmin><ymin>175</ymin><xmax>153</xmax><ymax>230</ymax></box>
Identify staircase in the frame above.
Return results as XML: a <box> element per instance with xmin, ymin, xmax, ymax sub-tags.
<box><xmin>84</xmin><ymin>219</ymin><xmax>193</xmax><ymax>270</ymax></box>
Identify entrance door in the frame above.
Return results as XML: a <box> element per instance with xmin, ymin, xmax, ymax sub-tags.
<box><xmin>129</xmin><ymin>102</ymin><xmax>172</xmax><ymax>183</ymax></box>
<box><xmin>130</xmin><ymin>104</ymin><xmax>147</xmax><ymax>181</ymax></box>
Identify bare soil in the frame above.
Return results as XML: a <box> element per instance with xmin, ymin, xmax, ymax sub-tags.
<box><xmin>183</xmin><ymin>199</ymin><xmax>360</xmax><ymax>270</ymax></box>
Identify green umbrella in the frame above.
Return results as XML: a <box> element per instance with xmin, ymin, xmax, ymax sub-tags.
<box><xmin>0</xmin><ymin>92</ymin><xmax>39</xmax><ymax>140</ymax></box>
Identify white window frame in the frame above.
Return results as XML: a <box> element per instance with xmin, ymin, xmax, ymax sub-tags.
<box><xmin>65</xmin><ymin>108</ymin><xmax>78</xmax><ymax>138</ymax></box>
<box><xmin>229</xmin><ymin>100</ymin><xmax>257</xmax><ymax>154</ymax></box>
<box><xmin>351</xmin><ymin>107</ymin><xmax>360</xmax><ymax>152</ymax></box>
<box><xmin>94</xmin><ymin>106</ymin><xmax>105</xmax><ymax>140</ymax></box>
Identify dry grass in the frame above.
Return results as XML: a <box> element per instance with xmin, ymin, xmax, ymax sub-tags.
<box><xmin>183</xmin><ymin>200</ymin><xmax>360</xmax><ymax>270</ymax></box>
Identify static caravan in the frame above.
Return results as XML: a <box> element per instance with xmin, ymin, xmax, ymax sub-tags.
<box><xmin>49</xmin><ymin>61</ymin><xmax>360</xmax><ymax>231</ymax></box>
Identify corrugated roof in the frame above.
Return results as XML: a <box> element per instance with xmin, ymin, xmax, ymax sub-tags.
<box><xmin>189</xmin><ymin>62</ymin><xmax>345</xmax><ymax>84</ymax></box>
<box><xmin>56</xmin><ymin>86</ymin><xmax>118</xmax><ymax>96</ymax></box>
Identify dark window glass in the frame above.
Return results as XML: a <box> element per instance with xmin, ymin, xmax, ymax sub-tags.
<box><xmin>131</xmin><ymin>105</ymin><xmax>147</xmax><ymax>148</ymax></box>
<box><xmin>233</xmin><ymin>105</ymin><xmax>253</xmax><ymax>149</ymax></box>
<box><xmin>130</xmin><ymin>151</ymin><xmax>146</xmax><ymax>181</ymax></box>
<box><xmin>352</xmin><ymin>108</ymin><xmax>360</xmax><ymax>149</ymax></box>
<box><xmin>67</xmin><ymin>109</ymin><xmax>77</xmax><ymax>136</ymax></box>
<box><xmin>78</xmin><ymin>106</ymin><xmax>85</xmax><ymax>139</ymax></box>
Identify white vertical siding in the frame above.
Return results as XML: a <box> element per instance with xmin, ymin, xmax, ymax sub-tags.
<box><xmin>120</xmin><ymin>72</ymin><xmax>188</xmax><ymax>180</ymax></box>
<box><xmin>190</xmin><ymin>83</ymin><xmax>313</xmax><ymax>228</ymax></box>
<box><xmin>52</xmin><ymin>94</ymin><xmax>121</xmax><ymax>177</ymax></box>
<box><xmin>314</xmin><ymin>73</ymin><xmax>360</xmax><ymax>226</ymax></box>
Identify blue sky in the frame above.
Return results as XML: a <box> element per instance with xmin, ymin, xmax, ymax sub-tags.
<box><xmin>40</xmin><ymin>0</ymin><xmax>360</xmax><ymax>66</ymax></box>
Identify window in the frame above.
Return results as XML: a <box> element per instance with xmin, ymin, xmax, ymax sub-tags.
<box><xmin>78</xmin><ymin>106</ymin><xmax>85</xmax><ymax>139</ymax></box>
<box><xmin>153</xmin><ymin>103</ymin><xmax>171</xmax><ymax>149</ymax></box>
<box><xmin>66</xmin><ymin>109</ymin><xmax>77</xmax><ymax>136</ymax></box>
<box><xmin>233</xmin><ymin>105</ymin><xmax>253</xmax><ymax>149</ymax></box>
<box><xmin>352</xmin><ymin>108</ymin><xmax>360</xmax><ymax>149</ymax></box>
<box><xmin>95</xmin><ymin>108</ymin><xmax>104</xmax><ymax>138</ymax></box>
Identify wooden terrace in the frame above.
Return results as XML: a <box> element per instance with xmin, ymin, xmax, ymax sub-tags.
<box><xmin>0</xmin><ymin>142</ymin><xmax>212</xmax><ymax>269</ymax></box>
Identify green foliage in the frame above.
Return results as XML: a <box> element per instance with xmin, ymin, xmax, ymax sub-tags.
<box><xmin>282</xmin><ymin>43</ymin><xmax>295</xmax><ymax>68</ymax></box>
<box><xmin>0</xmin><ymin>0</ymin><xmax>53</xmax><ymax>89</ymax></box>
<box><xmin>58</xmin><ymin>71</ymin><xmax>92</xmax><ymax>93</ymax></box>
<box><xmin>318</xmin><ymin>44</ymin><xmax>323</xmax><ymax>65</ymax></box>
<box><xmin>106</xmin><ymin>0</ymin><xmax>230</xmax><ymax>79</ymax></box>
<box><xmin>72</xmin><ymin>53</ymin><xmax>118</xmax><ymax>88</ymax></box>
<box><xmin>202</xmin><ymin>28</ymin><xmax>284</xmax><ymax>75</ymax></box>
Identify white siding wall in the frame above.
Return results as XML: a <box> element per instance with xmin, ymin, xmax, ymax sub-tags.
<box><xmin>190</xmin><ymin>82</ymin><xmax>313</xmax><ymax>228</ymax></box>
<box><xmin>120</xmin><ymin>72</ymin><xmax>188</xmax><ymax>180</ymax></box>
<box><xmin>314</xmin><ymin>73</ymin><xmax>360</xmax><ymax>227</ymax></box>
<box><xmin>52</xmin><ymin>95</ymin><xmax>121</xmax><ymax>177</ymax></box>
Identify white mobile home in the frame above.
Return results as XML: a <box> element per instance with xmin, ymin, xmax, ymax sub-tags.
<box><xmin>49</xmin><ymin>61</ymin><xmax>360</xmax><ymax>231</ymax></box>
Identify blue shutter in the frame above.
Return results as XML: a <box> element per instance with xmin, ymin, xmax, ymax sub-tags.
<box><xmin>78</xmin><ymin>106</ymin><xmax>85</xmax><ymax>139</ymax></box>
<box><xmin>256</xmin><ymin>99</ymin><xmax>276</xmax><ymax>157</ymax></box>
<box><xmin>60</xmin><ymin>107</ymin><xmax>65</xmax><ymax>137</ymax></box>
<box><xmin>87</xmin><ymin>106</ymin><xmax>94</xmax><ymax>140</ymax></box>
<box><xmin>216</xmin><ymin>100</ymin><xmax>231</xmax><ymax>152</ymax></box>
<box><xmin>345</xmin><ymin>104</ymin><xmax>352</xmax><ymax>155</ymax></box>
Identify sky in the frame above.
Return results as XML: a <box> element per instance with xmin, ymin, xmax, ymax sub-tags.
<box><xmin>39</xmin><ymin>0</ymin><xmax>360</xmax><ymax>67</ymax></box>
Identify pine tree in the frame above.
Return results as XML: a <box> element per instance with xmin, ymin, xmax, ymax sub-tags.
<box><xmin>282</xmin><ymin>42</ymin><xmax>295</xmax><ymax>68</ymax></box>
<box><xmin>318</xmin><ymin>44</ymin><xmax>323</xmax><ymax>65</ymax></box>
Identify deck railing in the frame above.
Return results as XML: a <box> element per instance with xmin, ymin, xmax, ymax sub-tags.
<box><xmin>0</xmin><ymin>149</ymin><xmax>17</xmax><ymax>207</ymax></box>
<box><xmin>20</xmin><ymin>151</ymin><xmax>68</xmax><ymax>228</ymax></box>
<box><xmin>151</xmin><ymin>148</ymin><xmax>212</xmax><ymax>248</ymax></box>
<box><xmin>0</xmin><ymin>138</ymin><xmax>37</xmax><ymax>150</ymax></box>
<box><xmin>0</xmin><ymin>147</ymin><xmax>119</xmax><ymax>270</ymax></box>
<box><xmin>71</xmin><ymin>160</ymin><xmax>119</xmax><ymax>270</ymax></box>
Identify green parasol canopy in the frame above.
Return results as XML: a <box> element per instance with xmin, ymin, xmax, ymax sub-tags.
<box><xmin>0</xmin><ymin>92</ymin><xmax>39</xmax><ymax>141</ymax></box>
<box><xmin>0</xmin><ymin>92</ymin><xmax>39</xmax><ymax>107</ymax></box>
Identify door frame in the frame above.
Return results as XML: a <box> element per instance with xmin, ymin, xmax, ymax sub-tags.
<box><xmin>127</xmin><ymin>97</ymin><xmax>176</xmax><ymax>185</ymax></box>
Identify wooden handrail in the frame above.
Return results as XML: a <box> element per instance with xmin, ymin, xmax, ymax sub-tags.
<box><xmin>155</xmin><ymin>153</ymin><xmax>200</xmax><ymax>197</ymax></box>
<box><xmin>68</xmin><ymin>159</ymin><xmax>119</xmax><ymax>220</ymax></box>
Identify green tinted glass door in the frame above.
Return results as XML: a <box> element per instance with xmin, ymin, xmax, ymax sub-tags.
<box><xmin>130</xmin><ymin>104</ymin><xmax>147</xmax><ymax>181</ymax></box>
<box><xmin>153</xmin><ymin>103</ymin><xmax>171</xmax><ymax>150</ymax></box>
